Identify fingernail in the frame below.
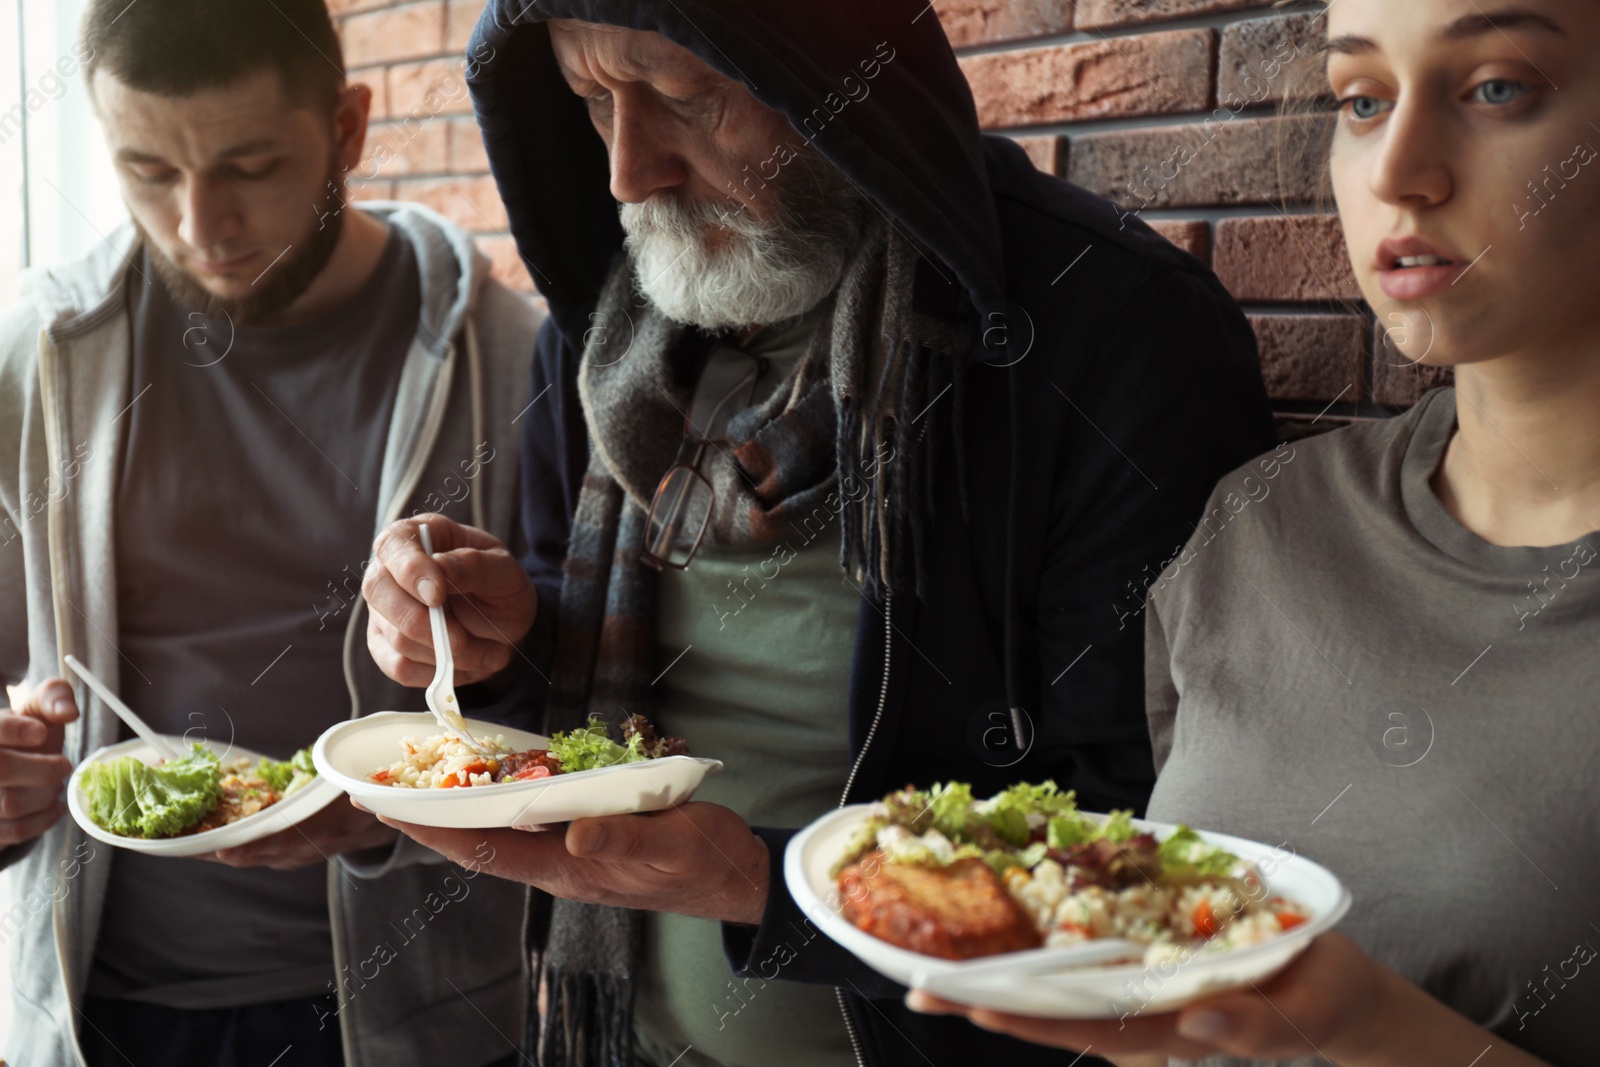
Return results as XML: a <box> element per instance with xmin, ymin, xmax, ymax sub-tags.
<box><xmin>23</xmin><ymin>718</ymin><xmax>47</xmax><ymax>743</ymax></box>
<box><xmin>1177</xmin><ymin>1009</ymin><xmax>1229</xmax><ymax>1041</ymax></box>
<box><xmin>417</xmin><ymin>578</ymin><xmax>439</xmax><ymax>605</ymax></box>
<box><xmin>49</xmin><ymin>695</ymin><xmax>72</xmax><ymax>716</ymax></box>
<box><xmin>572</xmin><ymin>824</ymin><xmax>606</xmax><ymax>854</ymax></box>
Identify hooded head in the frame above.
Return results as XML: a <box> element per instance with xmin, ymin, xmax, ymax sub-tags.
<box><xmin>466</xmin><ymin>0</ymin><xmax>1007</xmax><ymax>351</ymax></box>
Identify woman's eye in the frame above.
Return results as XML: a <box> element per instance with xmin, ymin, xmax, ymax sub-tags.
<box><xmin>1342</xmin><ymin>95</ymin><xmax>1391</xmax><ymax>121</ymax></box>
<box><xmin>1473</xmin><ymin>78</ymin><xmax>1527</xmax><ymax>106</ymax></box>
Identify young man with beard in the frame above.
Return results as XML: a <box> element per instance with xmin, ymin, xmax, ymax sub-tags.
<box><xmin>0</xmin><ymin>2</ymin><xmax>538</xmax><ymax>1065</ymax></box>
<box><xmin>362</xmin><ymin>4</ymin><xmax>1277</xmax><ymax>1067</ymax></box>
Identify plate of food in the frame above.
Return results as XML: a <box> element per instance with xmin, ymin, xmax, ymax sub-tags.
<box><xmin>68</xmin><ymin>737</ymin><xmax>341</xmax><ymax>858</ymax></box>
<box><xmin>312</xmin><ymin>711</ymin><xmax>723</xmax><ymax>828</ymax></box>
<box><xmin>785</xmin><ymin>781</ymin><xmax>1351</xmax><ymax>1018</ymax></box>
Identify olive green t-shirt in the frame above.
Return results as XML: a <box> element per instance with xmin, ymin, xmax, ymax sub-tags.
<box><xmin>632</xmin><ymin>311</ymin><xmax>860</xmax><ymax>1067</ymax></box>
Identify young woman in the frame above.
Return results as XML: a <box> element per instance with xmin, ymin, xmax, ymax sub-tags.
<box><xmin>907</xmin><ymin>1</ymin><xmax>1599</xmax><ymax>1064</ymax></box>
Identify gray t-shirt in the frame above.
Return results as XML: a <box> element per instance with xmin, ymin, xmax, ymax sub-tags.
<box><xmin>88</xmin><ymin>229</ymin><xmax>420</xmax><ymax>1009</ymax></box>
<box><xmin>1146</xmin><ymin>388</ymin><xmax>1597</xmax><ymax>1066</ymax></box>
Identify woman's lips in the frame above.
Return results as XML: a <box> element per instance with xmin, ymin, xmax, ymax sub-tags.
<box><xmin>1377</xmin><ymin>263</ymin><xmax>1465</xmax><ymax>301</ymax></box>
<box><xmin>1373</xmin><ymin>236</ymin><xmax>1469</xmax><ymax>302</ymax></box>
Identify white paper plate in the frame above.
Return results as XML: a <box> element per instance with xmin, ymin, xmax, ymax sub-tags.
<box><xmin>785</xmin><ymin>804</ymin><xmax>1352</xmax><ymax>1018</ymax></box>
<box><xmin>312</xmin><ymin>711</ymin><xmax>724</xmax><ymax>828</ymax></box>
<box><xmin>68</xmin><ymin>736</ymin><xmax>343</xmax><ymax>858</ymax></box>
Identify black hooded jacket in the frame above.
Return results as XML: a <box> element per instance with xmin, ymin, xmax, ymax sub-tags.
<box><xmin>467</xmin><ymin>2</ymin><xmax>1277</xmax><ymax>1064</ymax></box>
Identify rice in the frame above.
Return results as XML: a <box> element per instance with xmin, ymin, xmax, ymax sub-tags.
<box><xmin>371</xmin><ymin>732</ymin><xmax>516</xmax><ymax>789</ymax></box>
<box><xmin>1004</xmin><ymin>859</ymin><xmax>1312</xmax><ymax>959</ymax></box>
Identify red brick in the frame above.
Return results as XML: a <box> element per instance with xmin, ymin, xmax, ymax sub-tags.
<box><xmin>1218</xmin><ymin>12</ymin><xmax>1329</xmax><ymax>109</ymax></box>
<box><xmin>394</xmin><ymin>175</ymin><xmax>509</xmax><ymax>231</ymax></box>
<box><xmin>937</xmin><ymin>0</ymin><xmax>1073</xmax><ymax>49</ymax></box>
<box><xmin>1249</xmin><ymin>314</ymin><xmax>1365</xmax><ymax>403</ymax></box>
<box><xmin>1010</xmin><ymin>134</ymin><xmax>1064</xmax><ymax>175</ymax></box>
<box><xmin>1147</xmin><ymin>219</ymin><xmax>1209</xmax><ymax>261</ymax></box>
<box><xmin>1214</xmin><ymin>215</ymin><xmax>1361</xmax><ymax>302</ymax></box>
<box><xmin>450</xmin><ymin>117</ymin><xmax>491</xmax><ymax>173</ymax></box>
<box><xmin>388</xmin><ymin>58</ymin><xmax>475</xmax><ymax>119</ymax></box>
<box><xmin>341</xmin><ymin>3</ymin><xmax>445</xmax><ymax>69</ymax></box>
<box><xmin>959</xmin><ymin>29</ymin><xmax>1214</xmax><ymax>128</ymax></box>
<box><xmin>447</xmin><ymin>0</ymin><xmax>484</xmax><ymax>53</ymax></box>
<box><xmin>477</xmin><ymin>235</ymin><xmax>539</xmax><ymax>294</ymax></box>
<box><xmin>350</xmin><ymin>66</ymin><xmax>389</xmax><ymax>122</ymax></box>
<box><xmin>1076</xmin><ymin>0</ymin><xmax>1260</xmax><ymax>32</ymax></box>
<box><xmin>363</xmin><ymin>118</ymin><xmax>450</xmax><ymax>179</ymax></box>
<box><xmin>1067</xmin><ymin>115</ymin><xmax>1332</xmax><ymax>210</ymax></box>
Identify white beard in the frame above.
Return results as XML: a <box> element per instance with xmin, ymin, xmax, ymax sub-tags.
<box><xmin>620</xmin><ymin>160</ymin><xmax>866</xmax><ymax>332</ymax></box>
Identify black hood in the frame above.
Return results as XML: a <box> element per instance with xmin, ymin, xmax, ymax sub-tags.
<box><xmin>466</xmin><ymin>0</ymin><xmax>1007</xmax><ymax>348</ymax></box>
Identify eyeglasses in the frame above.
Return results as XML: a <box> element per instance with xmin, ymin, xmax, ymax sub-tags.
<box><xmin>641</xmin><ymin>347</ymin><xmax>764</xmax><ymax>571</ymax></box>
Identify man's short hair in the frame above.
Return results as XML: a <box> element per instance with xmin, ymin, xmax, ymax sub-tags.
<box><xmin>82</xmin><ymin>0</ymin><xmax>346</xmax><ymax>112</ymax></box>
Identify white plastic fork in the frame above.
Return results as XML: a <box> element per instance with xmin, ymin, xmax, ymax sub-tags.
<box><xmin>417</xmin><ymin>522</ymin><xmax>495</xmax><ymax>759</ymax></box>
<box><xmin>64</xmin><ymin>655</ymin><xmax>185</xmax><ymax>762</ymax></box>
<box><xmin>910</xmin><ymin>938</ymin><xmax>1146</xmax><ymax>999</ymax></box>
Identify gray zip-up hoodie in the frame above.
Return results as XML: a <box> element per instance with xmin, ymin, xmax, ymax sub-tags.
<box><xmin>0</xmin><ymin>201</ymin><xmax>539</xmax><ymax>1067</ymax></box>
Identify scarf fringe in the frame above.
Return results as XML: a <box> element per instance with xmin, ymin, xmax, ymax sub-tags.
<box><xmin>539</xmin><ymin>967</ymin><xmax>636</xmax><ymax>1067</ymax></box>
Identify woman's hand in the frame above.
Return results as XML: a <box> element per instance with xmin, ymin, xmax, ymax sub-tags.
<box><xmin>906</xmin><ymin>932</ymin><xmax>1549</xmax><ymax>1066</ymax></box>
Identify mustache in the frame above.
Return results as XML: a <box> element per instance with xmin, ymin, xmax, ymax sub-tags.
<box><xmin>620</xmin><ymin>195</ymin><xmax>776</xmax><ymax>244</ymax></box>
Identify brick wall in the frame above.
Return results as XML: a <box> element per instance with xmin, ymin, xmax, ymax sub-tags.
<box><xmin>328</xmin><ymin>0</ymin><xmax>533</xmax><ymax>292</ymax></box>
<box><xmin>946</xmin><ymin>0</ymin><xmax>1450</xmax><ymax>434</ymax></box>
<box><xmin>332</xmin><ymin>0</ymin><xmax>1448</xmax><ymax>432</ymax></box>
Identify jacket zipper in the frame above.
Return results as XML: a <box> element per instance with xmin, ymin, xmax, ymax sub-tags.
<box><xmin>834</xmin><ymin>589</ymin><xmax>892</xmax><ymax>1067</ymax></box>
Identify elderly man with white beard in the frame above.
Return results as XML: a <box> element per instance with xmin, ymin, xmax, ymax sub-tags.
<box><xmin>358</xmin><ymin>3</ymin><xmax>1279</xmax><ymax>1067</ymax></box>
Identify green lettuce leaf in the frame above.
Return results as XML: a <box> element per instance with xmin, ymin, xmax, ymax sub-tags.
<box><xmin>256</xmin><ymin>747</ymin><xmax>318</xmax><ymax>796</ymax></box>
<box><xmin>1046</xmin><ymin>812</ymin><xmax>1099</xmax><ymax>850</ymax></box>
<box><xmin>547</xmin><ymin>719</ymin><xmax>649</xmax><ymax>773</ymax></box>
<box><xmin>81</xmin><ymin>743</ymin><xmax>221</xmax><ymax>839</ymax></box>
<box><xmin>927</xmin><ymin>782</ymin><xmax>977</xmax><ymax>841</ymax></box>
<box><xmin>981</xmin><ymin>780</ymin><xmax>1081</xmax><ymax>846</ymax></box>
<box><xmin>1157</xmin><ymin>825</ymin><xmax>1239</xmax><ymax>877</ymax></box>
<box><xmin>1098</xmin><ymin>810</ymin><xmax>1140</xmax><ymax>843</ymax></box>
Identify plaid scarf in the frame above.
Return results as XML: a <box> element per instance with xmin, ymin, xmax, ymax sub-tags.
<box><xmin>535</xmin><ymin>218</ymin><xmax>967</xmax><ymax>1066</ymax></box>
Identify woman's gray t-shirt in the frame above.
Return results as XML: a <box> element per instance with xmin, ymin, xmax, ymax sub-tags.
<box><xmin>1146</xmin><ymin>388</ymin><xmax>1598</xmax><ymax>1067</ymax></box>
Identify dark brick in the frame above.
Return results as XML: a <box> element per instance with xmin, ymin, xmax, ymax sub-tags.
<box><xmin>1250</xmin><ymin>314</ymin><xmax>1365</xmax><ymax>403</ymax></box>
<box><xmin>1214</xmin><ymin>215</ymin><xmax>1361</xmax><ymax>302</ymax></box>
<box><xmin>1067</xmin><ymin>114</ymin><xmax>1332</xmax><ymax>211</ymax></box>
<box><xmin>1218</xmin><ymin>11</ymin><xmax>1329</xmax><ymax>108</ymax></box>
<box><xmin>1076</xmin><ymin>0</ymin><xmax>1261</xmax><ymax>32</ymax></box>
